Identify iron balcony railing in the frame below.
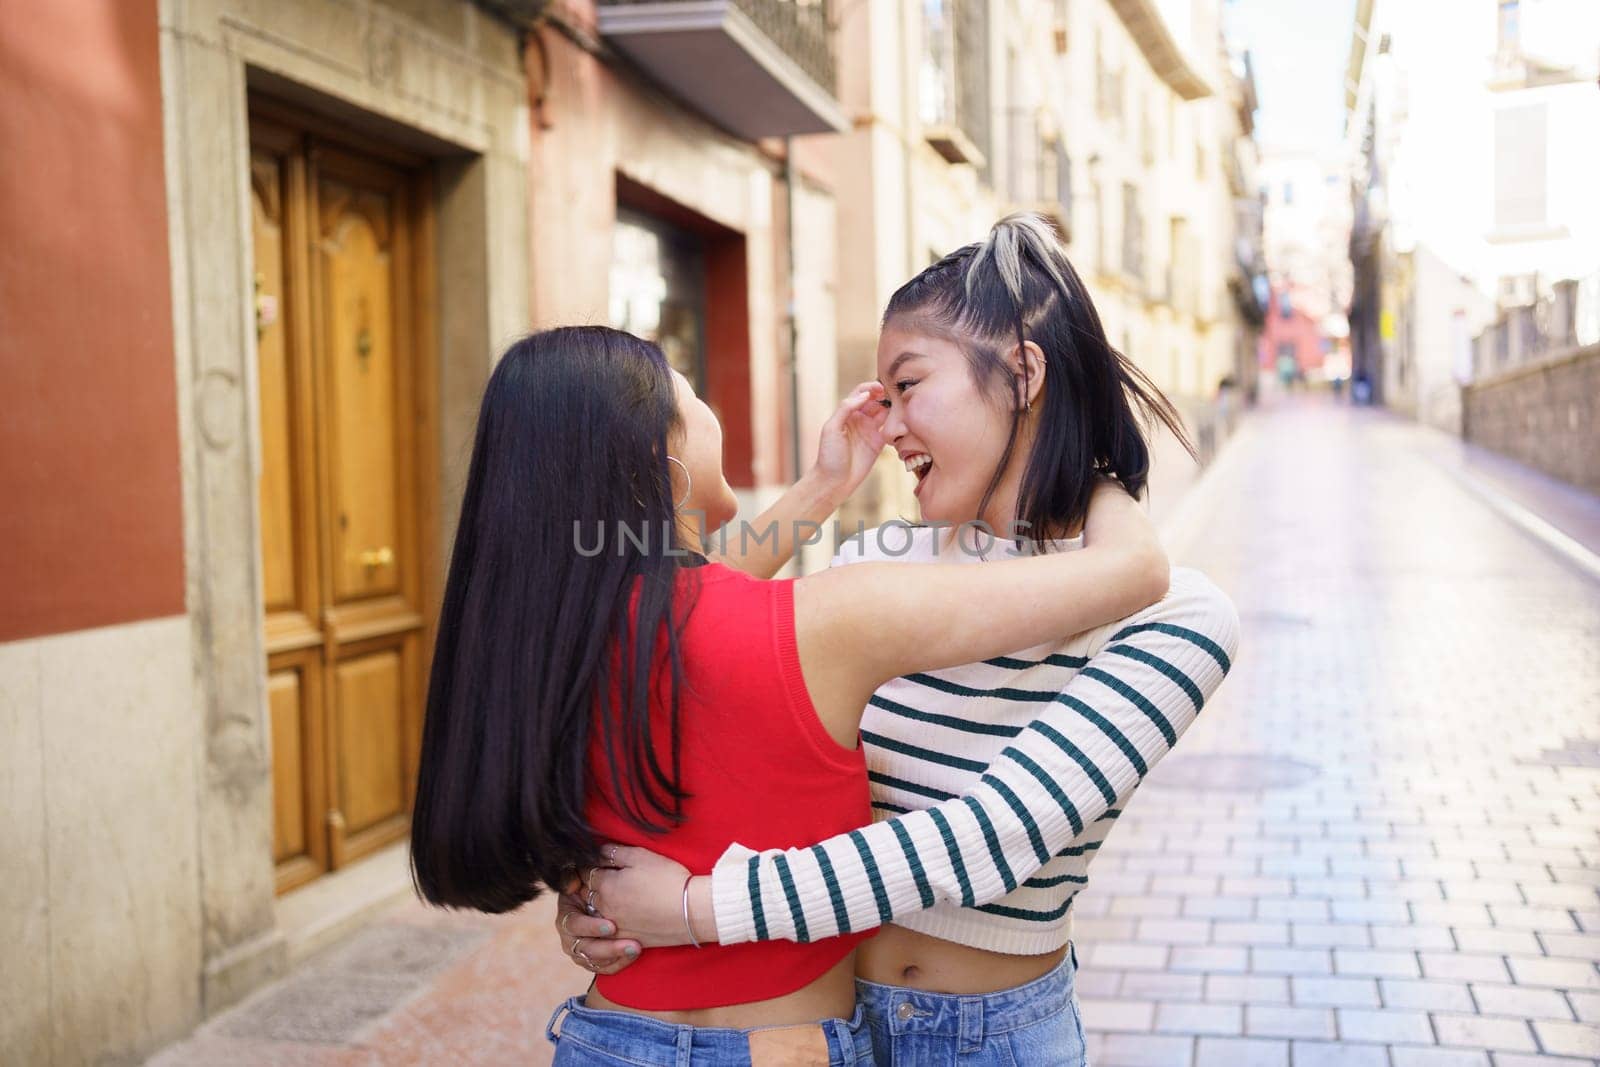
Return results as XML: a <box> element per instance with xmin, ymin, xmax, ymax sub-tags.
<box><xmin>737</xmin><ymin>0</ymin><xmax>835</xmax><ymax>96</ymax></box>
<box><xmin>1474</xmin><ymin>279</ymin><xmax>1583</xmax><ymax>374</ymax></box>
<box><xmin>600</xmin><ymin>0</ymin><xmax>836</xmax><ymax>96</ymax></box>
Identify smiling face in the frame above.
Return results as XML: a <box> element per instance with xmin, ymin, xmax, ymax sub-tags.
<box><xmin>876</xmin><ymin>321</ymin><xmax>1036</xmax><ymax>531</ymax></box>
<box><xmin>667</xmin><ymin>369</ymin><xmax>740</xmax><ymax>531</ymax></box>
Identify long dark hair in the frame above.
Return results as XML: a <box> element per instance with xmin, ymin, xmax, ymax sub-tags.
<box><xmin>884</xmin><ymin>212</ymin><xmax>1192</xmax><ymax>541</ymax></box>
<box><xmin>411</xmin><ymin>326</ymin><xmax>696</xmax><ymax>913</ymax></box>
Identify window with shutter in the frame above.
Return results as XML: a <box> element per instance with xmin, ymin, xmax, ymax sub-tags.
<box><xmin>1494</xmin><ymin>104</ymin><xmax>1546</xmax><ymax>229</ymax></box>
<box><xmin>1122</xmin><ymin>182</ymin><xmax>1143</xmax><ymax>279</ymax></box>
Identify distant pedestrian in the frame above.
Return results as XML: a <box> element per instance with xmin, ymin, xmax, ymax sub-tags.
<box><xmin>1277</xmin><ymin>350</ymin><xmax>1297</xmax><ymax>388</ymax></box>
<box><xmin>1352</xmin><ymin>372</ymin><xmax>1373</xmax><ymax>404</ymax></box>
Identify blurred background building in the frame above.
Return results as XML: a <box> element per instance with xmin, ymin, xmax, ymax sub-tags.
<box><xmin>1257</xmin><ymin>148</ymin><xmax>1352</xmax><ymax>386</ymax></box>
<box><xmin>0</xmin><ymin>0</ymin><xmax>1263</xmax><ymax>1062</ymax></box>
<box><xmin>823</xmin><ymin>0</ymin><xmax>1266</xmax><ymax>524</ymax></box>
<box><xmin>1345</xmin><ymin>0</ymin><xmax>1599</xmax><ymax>489</ymax></box>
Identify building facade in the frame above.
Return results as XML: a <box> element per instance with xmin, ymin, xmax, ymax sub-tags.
<box><xmin>1049</xmin><ymin>0</ymin><xmax>1263</xmax><ymax>462</ymax></box>
<box><xmin>835</xmin><ymin>0</ymin><xmax>1266</xmax><ymax>523</ymax></box>
<box><xmin>1</xmin><ymin>2</ymin><xmax>1264</xmax><ymax>1062</ymax></box>
<box><xmin>528</xmin><ymin>0</ymin><xmax>848</xmax><ymax>545</ymax></box>
<box><xmin>2</xmin><ymin>5</ymin><xmax>196</xmax><ymax>1057</ymax></box>
<box><xmin>1258</xmin><ymin>148</ymin><xmax>1352</xmax><ymax>385</ymax></box>
<box><xmin>1260</xmin><ymin>282</ymin><xmax>1331</xmax><ymax>384</ymax></box>
<box><xmin>1</xmin><ymin>0</ymin><xmax>845</xmax><ymax>1061</ymax></box>
<box><xmin>4</xmin><ymin>1</ymin><xmax>532</xmax><ymax>1061</ymax></box>
<box><xmin>1219</xmin><ymin>47</ymin><xmax>1268</xmax><ymax>403</ymax></box>
<box><xmin>1345</xmin><ymin>0</ymin><xmax>1600</xmax><ymax>432</ymax></box>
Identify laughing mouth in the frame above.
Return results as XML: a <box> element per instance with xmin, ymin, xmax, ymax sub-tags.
<box><xmin>904</xmin><ymin>452</ymin><xmax>933</xmax><ymax>489</ymax></box>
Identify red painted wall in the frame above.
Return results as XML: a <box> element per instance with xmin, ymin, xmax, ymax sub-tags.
<box><xmin>0</xmin><ymin>0</ymin><xmax>186</xmax><ymax>642</ymax></box>
<box><xmin>531</xmin><ymin>35</ymin><xmax>768</xmax><ymax>490</ymax></box>
<box><xmin>615</xmin><ymin>175</ymin><xmax>756</xmax><ymax>488</ymax></box>
<box><xmin>1258</xmin><ymin>285</ymin><xmax>1328</xmax><ymax>376</ymax></box>
<box><xmin>704</xmin><ymin>238</ymin><xmax>754</xmax><ymax>488</ymax></box>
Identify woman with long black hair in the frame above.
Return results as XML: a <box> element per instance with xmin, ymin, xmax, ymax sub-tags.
<box><xmin>410</xmin><ymin>319</ymin><xmax>1174</xmax><ymax>1064</ymax></box>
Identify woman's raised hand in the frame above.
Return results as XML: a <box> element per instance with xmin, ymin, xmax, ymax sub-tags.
<box><xmin>810</xmin><ymin>381</ymin><xmax>889</xmax><ymax>504</ymax></box>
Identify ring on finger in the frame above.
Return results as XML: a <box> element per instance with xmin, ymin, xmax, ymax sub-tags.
<box><xmin>585</xmin><ymin>884</ymin><xmax>600</xmax><ymax>916</ymax></box>
<box><xmin>570</xmin><ymin>936</ymin><xmax>587</xmax><ymax>958</ymax></box>
<box><xmin>559</xmin><ymin>910</ymin><xmax>575</xmax><ymax>936</ymax></box>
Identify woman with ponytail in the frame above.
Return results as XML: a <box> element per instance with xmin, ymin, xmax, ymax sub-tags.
<box><xmin>563</xmin><ymin>214</ymin><xmax>1241</xmax><ymax>1065</ymax></box>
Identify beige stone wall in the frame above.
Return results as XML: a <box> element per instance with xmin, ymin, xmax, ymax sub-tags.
<box><xmin>527</xmin><ymin>31</ymin><xmax>847</xmax><ymax>495</ymax></box>
<box><xmin>154</xmin><ymin>0</ymin><xmax>529</xmax><ymax>1046</ymax></box>
<box><xmin>830</xmin><ymin>0</ymin><xmax>1010</xmax><ymax>529</ymax></box>
<box><xmin>1050</xmin><ymin>0</ymin><xmax>1244</xmax><ymax>405</ymax></box>
<box><xmin>824</xmin><ymin>0</ymin><xmax>1257</xmax><ymax>531</ymax></box>
<box><xmin>792</xmin><ymin>171</ymin><xmax>846</xmax><ymax>573</ymax></box>
<box><xmin>1</xmin><ymin>616</ymin><xmax>199</xmax><ymax>1065</ymax></box>
<box><xmin>1463</xmin><ymin>345</ymin><xmax>1600</xmax><ymax>495</ymax></box>
<box><xmin>769</xmin><ymin>0</ymin><xmax>1255</xmax><ymax>534</ymax></box>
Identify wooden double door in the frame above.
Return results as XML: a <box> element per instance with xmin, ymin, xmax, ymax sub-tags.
<box><xmin>249</xmin><ymin>104</ymin><xmax>436</xmax><ymax>893</ymax></box>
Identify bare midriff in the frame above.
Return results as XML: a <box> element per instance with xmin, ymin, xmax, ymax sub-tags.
<box><xmin>585</xmin><ymin>954</ymin><xmax>857</xmax><ymax>1028</ymax></box>
<box><xmin>857</xmin><ymin>924</ymin><xmax>1066</xmax><ymax>994</ymax></box>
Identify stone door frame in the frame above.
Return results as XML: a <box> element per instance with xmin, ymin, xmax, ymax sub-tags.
<box><xmin>157</xmin><ymin>0</ymin><xmax>529</xmax><ymax>1013</ymax></box>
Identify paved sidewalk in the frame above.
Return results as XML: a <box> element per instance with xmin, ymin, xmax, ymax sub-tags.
<box><xmin>150</xmin><ymin>394</ymin><xmax>1600</xmax><ymax>1066</ymax></box>
<box><xmin>1075</xmin><ymin>394</ymin><xmax>1600</xmax><ymax>1066</ymax></box>
<box><xmin>1407</xmin><ymin>427</ymin><xmax>1600</xmax><ymax>582</ymax></box>
<box><xmin>147</xmin><ymin>896</ymin><xmax>581</xmax><ymax>1066</ymax></box>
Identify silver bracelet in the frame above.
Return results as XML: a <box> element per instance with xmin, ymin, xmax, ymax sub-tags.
<box><xmin>682</xmin><ymin>874</ymin><xmax>702</xmax><ymax>949</ymax></box>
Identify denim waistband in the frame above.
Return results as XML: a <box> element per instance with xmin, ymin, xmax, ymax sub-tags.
<box><xmin>854</xmin><ymin>944</ymin><xmax>1078</xmax><ymax>1041</ymax></box>
<box><xmin>546</xmin><ymin>996</ymin><xmax>873</xmax><ymax>1065</ymax></box>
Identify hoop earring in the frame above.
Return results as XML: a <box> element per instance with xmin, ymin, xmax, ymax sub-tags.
<box><xmin>666</xmin><ymin>456</ymin><xmax>692</xmax><ymax>511</ymax></box>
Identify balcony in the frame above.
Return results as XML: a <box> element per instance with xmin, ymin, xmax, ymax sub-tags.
<box><xmin>1105</xmin><ymin>0</ymin><xmax>1212</xmax><ymax>100</ymax></box>
<box><xmin>921</xmin><ymin>0</ymin><xmax>991</xmax><ymax>167</ymax></box>
<box><xmin>596</xmin><ymin>0</ymin><xmax>848</xmax><ymax>140</ymax></box>
<box><xmin>1224</xmin><ymin>142</ymin><xmax>1252</xmax><ymax>198</ymax></box>
<box><xmin>1228</xmin><ymin>272</ymin><xmax>1266</xmax><ymax>327</ymax></box>
<box><xmin>1474</xmin><ymin>278</ymin><xmax>1584</xmax><ymax>373</ymax></box>
<box><xmin>925</xmin><ymin>125</ymin><xmax>987</xmax><ymax>167</ymax></box>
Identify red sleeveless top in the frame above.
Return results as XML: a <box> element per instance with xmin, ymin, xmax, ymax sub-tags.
<box><xmin>586</xmin><ymin>561</ymin><xmax>872</xmax><ymax>1009</ymax></box>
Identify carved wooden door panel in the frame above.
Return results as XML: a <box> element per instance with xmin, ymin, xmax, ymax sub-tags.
<box><xmin>250</xmin><ymin>109</ymin><xmax>429</xmax><ymax>892</ymax></box>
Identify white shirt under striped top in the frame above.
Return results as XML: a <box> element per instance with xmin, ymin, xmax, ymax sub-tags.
<box><xmin>708</xmin><ymin>524</ymin><xmax>1241</xmax><ymax>956</ymax></box>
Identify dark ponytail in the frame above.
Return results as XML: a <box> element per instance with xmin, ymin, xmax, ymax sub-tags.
<box><xmin>883</xmin><ymin>211</ymin><xmax>1192</xmax><ymax>541</ymax></box>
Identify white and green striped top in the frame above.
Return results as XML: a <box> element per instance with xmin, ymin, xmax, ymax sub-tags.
<box><xmin>709</xmin><ymin>525</ymin><xmax>1240</xmax><ymax>955</ymax></box>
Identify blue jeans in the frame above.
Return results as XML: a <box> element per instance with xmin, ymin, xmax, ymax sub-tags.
<box><xmin>546</xmin><ymin>996</ymin><xmax>875</xmax><ymax>1066</ymax></box>
<box><xmin>854</xmin><ymin>947</ymin><xmax>1087</xmax><ymax>1066</ymax></box>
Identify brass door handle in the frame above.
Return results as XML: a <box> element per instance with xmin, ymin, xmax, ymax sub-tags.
<box><xmin>358</xmin><ymin>546</ymin><xmax>395</xmax><ymax>568</ymax></box>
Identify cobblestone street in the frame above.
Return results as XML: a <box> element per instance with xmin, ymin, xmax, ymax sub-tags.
<box><xmin>1074</xmin><ymin>394</ymin><xmax>1600</xmax><ymax>1066</ymax></box>
<box><xmin>150</xmin><ymin>394</ymin><xmax>1600</xmax><ymax>1066</ymax></box>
